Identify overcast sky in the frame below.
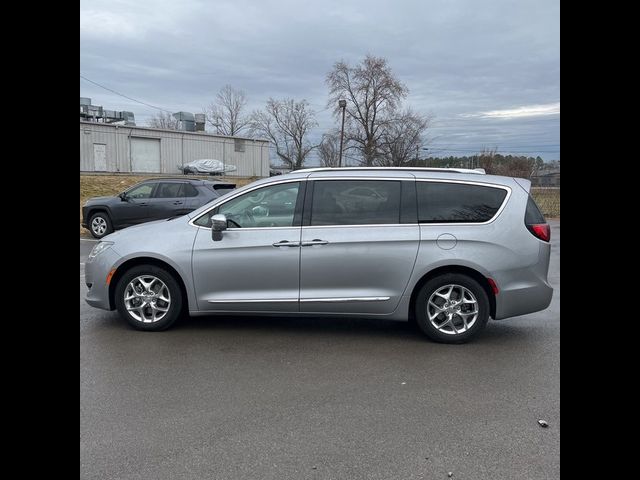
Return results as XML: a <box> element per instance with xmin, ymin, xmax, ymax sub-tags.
<box><xmin>80</xmin><ymin>0</ymin><xmax>559</xmax><ymax>163</ymax></box>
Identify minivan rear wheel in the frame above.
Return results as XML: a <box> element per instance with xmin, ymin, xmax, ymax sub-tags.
<box><xmin>415</xmin><ymin>273</ymin><xmax>489</xmax><ymax>343</ymax></box>
<box><xmin>115</xmin><ymin>265</ymin><xmax>183</xmax><ymax>331</ymax></box>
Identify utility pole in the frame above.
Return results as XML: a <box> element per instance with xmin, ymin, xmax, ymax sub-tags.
<box><xmin>338</xmin><ymin>100</ymin><xmax>347</xmax><ymax>167</ymax></box>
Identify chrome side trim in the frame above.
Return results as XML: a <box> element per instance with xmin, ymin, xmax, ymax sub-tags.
<box><xmin>207</xmin><ymin>297</ymin><xmax>391</xmax><ymax>303</ymax></box>
<box><xmin>207</xmin><ymin>298</ymin><xmax>298</xmax><ymax>303</ymax></box>
<box><xmin>299</xmin><ymin>297</ymin><xmax>391</xmax><ymax>303</ymax></box>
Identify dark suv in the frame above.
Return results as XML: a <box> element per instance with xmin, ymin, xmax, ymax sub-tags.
<box><xmin>82</xmin><ymin>178</ymin><xmax>235</xmax><ymax>238</ymax></box>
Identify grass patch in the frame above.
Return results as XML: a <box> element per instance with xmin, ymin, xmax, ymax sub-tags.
<box><xmin>80</xmin><ymin>174</ymin><xmax>259</xmax><ymax>236</ymax></box>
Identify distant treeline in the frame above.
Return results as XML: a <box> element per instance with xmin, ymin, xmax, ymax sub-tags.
<box><xmin>411</xmin><ymin>154</ymin><xmax>559</xmax><ymax>178</ymax></box>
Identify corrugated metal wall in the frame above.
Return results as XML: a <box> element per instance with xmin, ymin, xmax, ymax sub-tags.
<box><xmin>80</xmin><ymin>122</ymin><xmax>270</xmax><ymax>177</ymax></box>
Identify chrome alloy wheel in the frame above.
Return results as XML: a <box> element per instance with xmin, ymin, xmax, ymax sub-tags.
<box><xmin>91</xmin><ymin>217</ymin><xmax>107</xmax><ymax>236</ymax></box>
<box><xmin>427</xmin><ymin>284</ymin><xmax>479</xmax><ymax>335</ymax></box>
<box><xmin>123</xmin><ymin>275</ymin><xmax>171</xmax><ymax>323</ymax></box>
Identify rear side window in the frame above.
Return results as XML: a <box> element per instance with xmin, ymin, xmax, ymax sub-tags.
<box><xmin>184</xmin><ymin>184</ymin><xmax>199</xmax><ymax>197</ymax></box>
<box><xmin>210</xmin><ymin>184</ymin><xmax>236</xmax><ymax>196</ymax></box>
<box><xmin>310</xmin><ymin>180</ymin><xmax>401</xmax><ymax>226</ymax></box>
<box><xmin>525</xmin><ymin>195</ymin><xmax>546</xmax><ymax>224</ymax></box>
<box><xmin>154</xmin><ymin>183</ymin><xmax>183</xmax><ymax>198</ymax></box>
<box><xmin>417</xmin><ymin>182</ymin><xmax>507</xmax><ymax>223</ymax></box>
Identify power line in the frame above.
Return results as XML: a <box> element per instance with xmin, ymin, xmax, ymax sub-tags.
<box><xmin>80</xmin><ymin>74</ymin><xmax>174</xmax><ymax>114</ymax></box>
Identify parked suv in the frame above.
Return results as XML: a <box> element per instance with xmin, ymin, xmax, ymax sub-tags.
<box><xmin>84</xmin><ymin>168</ymin><xmax>552</xmax><ymax>343</ymax></box>
<box><xmin>82</xmin><ymin>178</ymin><xmax>236</xmax><ymax>238</ymax></box>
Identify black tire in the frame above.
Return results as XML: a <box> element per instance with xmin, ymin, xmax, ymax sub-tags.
<box><xmin>88</xmin><ymin>211</ymin><xmax>113</xmax><ymax>239</ymax></box>
<box><xmin>415</xmin><ymin>273</ymin><xmax>490</xmax><ymax>344</ymax></box>
<box><xmin>115</xmin><ymin>265</ymin><xmax>183</xmax><ymax>331</ymax></box>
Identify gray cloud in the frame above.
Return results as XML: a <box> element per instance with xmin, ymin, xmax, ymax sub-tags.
<box><xmin>80</xmin><ymin>0</ymin><xmax>559</xmax><ymax>160</ymax></box>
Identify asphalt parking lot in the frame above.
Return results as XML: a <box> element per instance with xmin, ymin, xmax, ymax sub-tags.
<box><xmin>80</xmin><ymin>221</ymin><xmax>559</xmax><ymax>480</ymax></box>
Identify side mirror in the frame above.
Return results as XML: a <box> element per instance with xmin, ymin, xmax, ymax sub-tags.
<box><xmin>119</xmin><ymin>193</ymin><xmax>129</xmax><ymax>202</ymax></box>
<box><xmin>211</xmin><ymin>214</ymin><xmax>227</xmax><ymax>241</ymax></box>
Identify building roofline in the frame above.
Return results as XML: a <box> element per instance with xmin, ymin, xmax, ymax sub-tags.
<box><xmin>79</xmin><ymin>120</ymin><xmax>269</xmax><ymax>143</ymax></box>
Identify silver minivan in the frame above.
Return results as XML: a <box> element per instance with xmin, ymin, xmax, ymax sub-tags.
<box><xmin>84</xmin><ymin>167</ymin><xmax>553</xmax><ymax>343</ymax></box>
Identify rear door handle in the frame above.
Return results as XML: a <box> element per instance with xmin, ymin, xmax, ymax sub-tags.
<box><xmin>139</xmin><ymin>202</ymin><xmax>148</xmax><ymax>206</ymax></box>
<box><xmin>301</xmin><ymin>239</ymin><xmax>329</xmax><ymax>246</ymax></box>
<box><xmin>272</xmin><ymin>240</ymin><xmax>301</xmax><ymax>247</ymax></box>
<box><xmin>173</xmin><ymin>201</ymin><xmax>183</xmax><ymax>205</ymax></box>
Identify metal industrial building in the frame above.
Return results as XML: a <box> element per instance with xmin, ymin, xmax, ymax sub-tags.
<box><xmin>80</xmin><ymin>121</ymin><xmax>270</xmax><ymax>177</ymax></box>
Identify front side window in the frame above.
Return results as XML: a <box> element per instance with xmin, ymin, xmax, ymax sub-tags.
<box><xmin>417</xmin><ymin>182</ymin><xmax>507</xmax><ymax>223</ymax></box>
<box><xmin>126</xmin><ymin>183</ymin><xmax>154</xmax><ymax>199</ymax></box>
<box><xmin>310</xmin><ymin>180</ymin><xmax>401</xmax><ymax>226</ymax></box>
<box><xmin>194</xmin><ymin>182</ymin><xmax>300</xmax><ymax>228</ymax></box>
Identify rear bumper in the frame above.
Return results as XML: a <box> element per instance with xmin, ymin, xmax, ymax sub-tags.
<box><xmin>494</xmin><ymin>280</ymin><xmax>553</xmax><ymax>319</ymax></box>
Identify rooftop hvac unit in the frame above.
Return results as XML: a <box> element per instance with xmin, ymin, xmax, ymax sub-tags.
<box><xmin>194</xmin><ymin>113</ymin><xmax>206</xmax><ymax>131</ymax></box>
<box><xmin>173</xmin><ymin>111</ymin><xmax>196</xmax><ymax>131</ymax></box>
<box><xmin>121</xmin><ymin>111</ymin><xmax>135</xmax><ymax>122</ymax></box>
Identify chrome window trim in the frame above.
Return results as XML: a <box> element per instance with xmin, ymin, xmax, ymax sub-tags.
<box><xmin>414</xmin><ymin>179</ymin><xmax>512</xmax><ymax>226</ymax></box>
<box><xmin>190</xmin><ymin>176</ymin><xmax>513</xmax><ymax>230</ymax></box>
<box><xmin>302</xmin><ymin>224</ymin><xmax>418</xmax><ymax>230</ymax></box>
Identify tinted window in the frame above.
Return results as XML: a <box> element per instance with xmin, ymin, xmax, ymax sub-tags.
<box><xmin>311</xmin><ymin>180</ymin><xmax>401</xmax><ymax>226</ymax></box>
<box><xmin>417</xmin><ymin>182</ymin><xmax>507</xmax><ymax>223</ymax></box>
<box><xmin>194</xmin><ymin>182</ymin><xmax>300</xmax><ymax>228</ymax></box>
<box><xmin>184</xmin><ymin>184</ymin><xmax>199</xmax><ymax>197</ymax></box>
<box><xmin>210</xmin><ymin>184</ymin><xmax>235</xmax><ymax>195</ymax></box>
<box><xmin>154</xmin><ymin>183</ymin><xmax>183</xmax><ymax>198</ymax></box>
<box><xmin>126</xmin><ymin>183</ymin><xmax>154</xmax><ymax>199</ymax></box>
<box><xmin>525</xmin><ymin>195</ymin><xmax>546</xmax><ymax>224</ymax></box>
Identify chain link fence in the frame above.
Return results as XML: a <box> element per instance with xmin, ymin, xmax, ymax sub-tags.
<box><xmin>531</xmin><ymin>187</ymin><xmax>560</xmax><ymax>218</ymax></box>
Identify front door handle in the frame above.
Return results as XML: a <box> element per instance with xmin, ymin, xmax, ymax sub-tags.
<box><xmin>272</xmin><ymin>240</ymin><xmax>301</xmax><ymax>247</ymax></box>
<box><xmin>139</xmin><ymin>202</ymin><xmax>148</xmax><ymax>206</ymax></box>
<box><xmin>301</xmin><ymin>239</ymin><xmax>329</xmax><ymax>246</ymax></box>
<box><xmin>173</xmin><ymin>201</ymin><xmax>183</xmax><ymax>205</ymax></box>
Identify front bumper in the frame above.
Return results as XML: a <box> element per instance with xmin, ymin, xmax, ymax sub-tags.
<box><xmin>84</xmin><ymin>246</ymin><xmax>121</xmax><ymax>310</ymax></box>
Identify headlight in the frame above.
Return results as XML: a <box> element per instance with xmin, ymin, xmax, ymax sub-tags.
<box><xmin>88</xmin><ymin>241</ymin><xmax>114</xmax><ymax>261</ymax></box>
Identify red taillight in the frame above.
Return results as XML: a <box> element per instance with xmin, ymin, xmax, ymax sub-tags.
<box><xmin>527</xmin><ymin>223</ymin><xmax>550</xmax><ymax>242</ymax></box>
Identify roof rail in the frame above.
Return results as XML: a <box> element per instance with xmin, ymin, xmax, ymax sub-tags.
<box><xmin>292</xmin><ymin>167</ymin><xmax>486</xmax><ymax>175</ymax></box>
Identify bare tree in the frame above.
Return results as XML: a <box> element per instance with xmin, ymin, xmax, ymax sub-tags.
<box><xmin>317</xmin><ymin>131</ymin><xmax>342</xmax><ymax>167</ymax></box>
<box><xmin>147</xmin><ymin>112</ymin><xmax>179</xmax><ymax>130</ymax></box>
<box><xmin>326</xmin><ymin>55</ymin><xmax>408</xmax><ymax>166</ymax></box>
<box><xmin>250</xmin><ymin>98</ymin><xmax>317</xmax><ymax>170</ymax></box>
<box><xmin>477</xmin><ymin>148</ymin><xmax>535</xmax><ymax>178</ymax></box>
<box><xmin>478</xmin><ymin>147</ymin><xmax>498</xmax><ymax>173</ymax></box>
<box><xmin>377</xmin><ymin>109</ymin><xmax>429</xmax><ymax>166</ymax></box>
<box><xmin>205</xmin><ymin>85</ymin><xmax>250</xmax><ymax>136</ymax></box>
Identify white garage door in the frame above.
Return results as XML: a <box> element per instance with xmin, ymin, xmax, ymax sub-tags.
<box><xmin>131</xmin><ymin>137</ymin><xmax>161</xmax><ymax>173</ymax></box>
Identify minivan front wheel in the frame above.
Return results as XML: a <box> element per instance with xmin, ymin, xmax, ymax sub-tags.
<box><xmin>415</xmin><ymin>273</ymin><xmax>489</xmax><ymax>343</ymax></box>
<box><xmin>115</xmin><ymin>265</ymin><xmax>183</xmax><ymax>331</ymax></box>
